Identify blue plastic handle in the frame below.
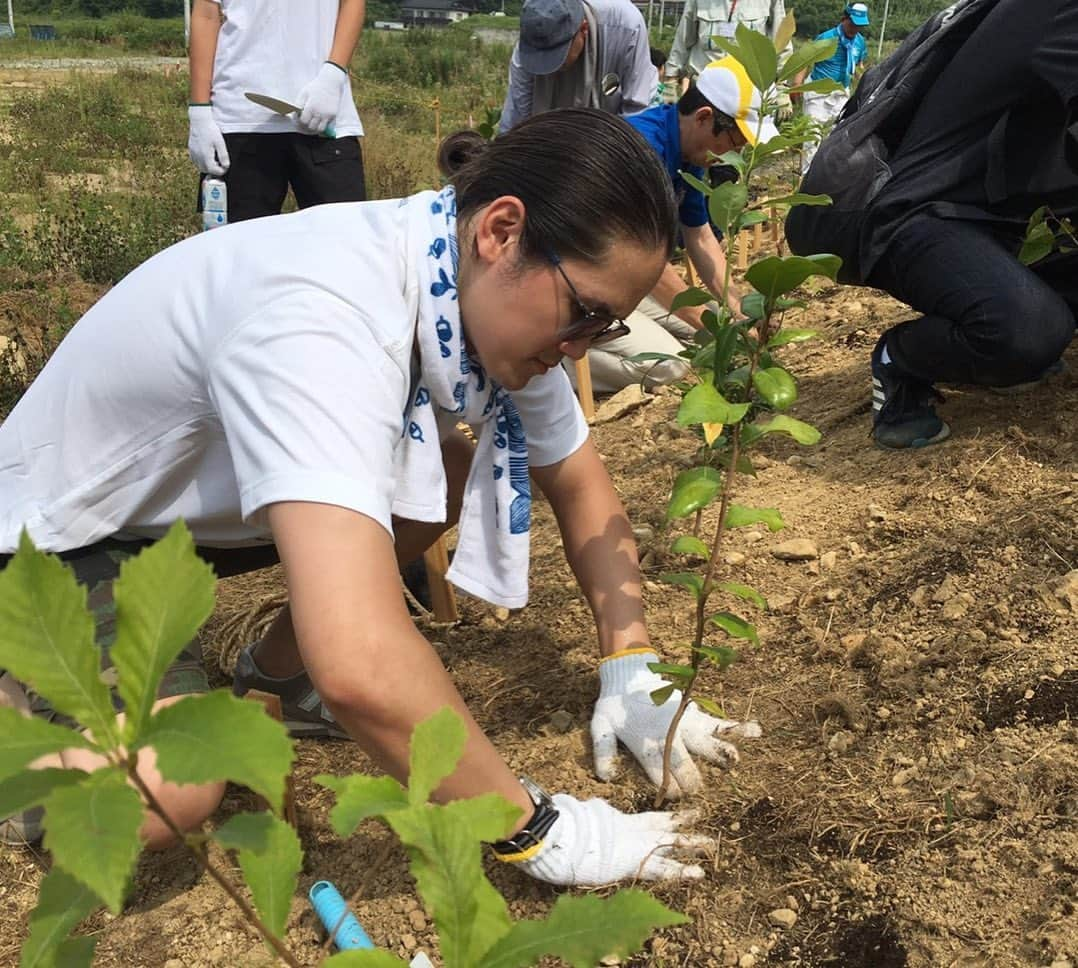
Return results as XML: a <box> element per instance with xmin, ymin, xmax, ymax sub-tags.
<box><xmin>309</xmin><ymin>880</ymin><xmax>375</xmax><ymax>951</ymax></box>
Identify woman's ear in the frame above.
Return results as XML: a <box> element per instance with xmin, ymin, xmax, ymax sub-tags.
<box><xmin>473</xmin><ymin>196</ymin><xmax>526</xmax><ymax>265</ymax></box>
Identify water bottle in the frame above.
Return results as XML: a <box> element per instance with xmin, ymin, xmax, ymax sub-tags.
<box><xmin>309</xmin><ymin>880</ymin><xmax>375</xmax><ymax>951</ymax></box>
<box><xmin>201</xmin><ymin>177</ymin><xmax>228</xmax><ymax>231</ymax></box>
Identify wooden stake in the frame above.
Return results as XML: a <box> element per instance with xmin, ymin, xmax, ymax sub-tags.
<box><xmin>684</xmin><ymin>253</ymin><xmax>700</xmax><ymax>289</ymax></box>
<box><xmin>771</xmin><ymin>206</ymin><xmax>781</xmax><ymax>244</ymax></box>
<box><xmin>245</xmin><ymin>690</ymin><xmax>298</xmax><ymax>828</ymax></box>
<box><xmin>574</xmin><ymin>357</ymin><xmax>595</xmax><ymax>420</ymax></box>
<box><xmin>736</xmin><ymin>233</ymin><xmax>748</xmax><ymax>271</ymax></box>
<box><xmin>423</xmin><ymin>535</ymin><xmax>458</xmax><ymax>623</ymax></box>
<box><xmin>753</xmin><ymin>220</ymin><xmax>763</xmax><ymax>255</ymax></box>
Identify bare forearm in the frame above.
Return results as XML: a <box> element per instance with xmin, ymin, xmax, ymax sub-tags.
<box><xmin>651</xmin><ymin>260</ymin><xmax>706</xmax><ymax>329</ymax></box>
<box><xmin>188</xmin><ymin>0</ymin><xmax>221</xmax><ymax>102</ymax></box>
<box><xmin>329</xmin><ymin>0</ymin><xmax>365</xmax><ymax>69</ymax></box>
<box><xmin>534</xmin><ymin>442</ymin><xmax>649</xmax><ymax>658</ymax></box>
<box><xmin>269</xmin><ymin>502</ymin><xmax>531</xmax><ymax>826</ymax></box>
<box><xmin>685</xmin><ymin>225</ymin><xmax>740</xmax><ymax>314</ymax></box>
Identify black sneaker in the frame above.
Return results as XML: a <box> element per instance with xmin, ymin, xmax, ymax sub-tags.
<box><xmin>232</xmin><ymin>645</ymin><xmax>349</xmax><ymax>740</ymax></box>
<box><xmin>871</xmin><ymin>339</ymin><xmax>951</xmax><ymax>450</ymax></box>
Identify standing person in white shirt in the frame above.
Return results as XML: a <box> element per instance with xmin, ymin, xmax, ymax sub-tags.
<box><xmin>187</xmin><ymin>0</ymin><xmax>367</xmax><ymax>221</ymax></box>
<box><xmin>498</xmin><ymin>0</ymin><xmax>654</xmax><ymax>133</ymax></box>
<box><xmin>667</xmin><ymin>0</ymin><xmax>787</xmax><ymax>81</ymax></box>
<box><xmin>1</xmin><ymin>110</ymin><xmax>760</xmax><ymax>885</ymax></box>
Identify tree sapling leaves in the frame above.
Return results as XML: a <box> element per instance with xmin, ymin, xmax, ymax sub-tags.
<box><xmin>111</xmin><ymin>520</ymin><xmax>215</xmax><ymax>746</ymax></box>
<box><xmin>754</xmin><ymin>414</ymin><xmax>822</xmax><ymax>445</ymax></box>
<box><xmin>316</xmin><ymin>774</ymin><xmax>408</xmax><ymax>836</ymax></box>
<box><xmin>0</xmin><ymin>531</ymin><xmax>118</xmax><ymax>749</ymax></box>
<box><xmin>666</xmin><ymin>468</ymin><xmax>722</xmax><ymax>520</ymax></box>
<box><xmin>767</xmin><ymin>327</ymin><xmax>816</xmax><ymax>347</ymax></box>
<box><xmin>659</xmin><ymin>572</ymin><xmax>706</xmax><ymax>599</ymax></box>
<box><xmin>732</xmin><ymin>22</ymin><xmax>779</xmax><ymax>92</ymax></box>
<box><xmin>43</xmin><ymin>769</ymin><xmax>142</xmax><ymax>914</ymax></box>
<box><xmin>214</xmin><ymin>812</ymin><xmax>303</xmax><ymax>940</ymax></box>
<box><xmin>707</xmin><ymin>612</ymin><xmax>760</xmax><ymax>646</ymax></box>
<box><xmin>773</xmin><ymin>10</ymin><xmax>796</xmax><ymax>53</ymax></box>
<box><xmin>669</xmin><ymin>287</ymin><xmax>713</xmax><ymax>313</ymax></box>
<box><xmin>752</xmin><ymin>367</ymin><xmax>798</xmax><ymax>410</ymax></box>
<box><xmin>677</xmin><ymin>383</ymin><xmax>750</xmax><ymax>427</ymax></box>
<box><xmin>708</xmin><ymin>182</ymin><xmax>748</xmax><ymax>238</ymax></box>
<box><xmin>694</xmin><ymin>645</ymin><xmax>739</xmax><ymax>671</ymax></box>
<box><xmin>716</xmin><ymin>582</ymin><xmax>768</xmax><ymax>610</ymax></box>
<box><xmin>693</xmin><ymin>695</ymin><xmax>729</xmax><ymax>718</ymax></box>
<box><xmin>777</xmin><ymin>37</ymin><xmax>838</xmax><ymax>83</ymax></box>
<box><xmin>0</xmin><ymin>768</ymin><xmax>84</xmax><ymax>818</ymax></box>
<box><xmin>745</xmin><ymin>254</ymin><xmax>842</xmax><ymax>305</ymax></box>
<box><xmin>650</xmin><ymin>684</ymin><xmax>676</xmax><ymax>706</ymax></box>
<box><xmin>647</xmin><ymin>662</ymin><xmax>694</xmax><ymax>681</ymax></box>
<box><xmin>409</xmin><ymin>706</ymin><xmax>467</xmax><ymax>807</ymax></box>
<box><xmin>0</xmin><ymin>706</ymin><xmax>95</xmax><ymax>781</ymax></box>
<box><xmin>671</xmin><ymin>535</ymin><xmax>709</xmax><ymax>558</ymax></box>
<box><xmin>475</xmin><ymin>890</ymin><xmax>687</xmax><ymax>968</ymax></box>
<box><xmin>725</xmin><ymin>504</ymin><xmax>785</xmax><ymax>531</ymax></box>
<box><xmin>140</xmin><ymin>690</ymin><xmax>294</xmax><ymax>815</ymax></box>
<box><xmin>20</xmin><ymin>867</ymin><xmax>102</xmax><ymax>968</ymax></box>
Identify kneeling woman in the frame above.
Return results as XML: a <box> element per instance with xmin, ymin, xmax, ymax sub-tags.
<box><xmin>0</xmin><ymin>110</ymin><xmax>747</xmax><ymax>884</ymax></box>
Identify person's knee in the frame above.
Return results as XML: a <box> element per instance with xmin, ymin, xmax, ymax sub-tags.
<box><xmin>140</xmin><ymin>778</ymin><xmax>226</xmax><ymax>850</ymax></box>
<box><xmin>638</xmin><ymin>358</ymin><xmax>690</xmax><ymax>388</ymax></box>
<box><xmin>982</xmin><ymin>295</ymin><xmax>1074</xmax><ymax>382</ymax></box>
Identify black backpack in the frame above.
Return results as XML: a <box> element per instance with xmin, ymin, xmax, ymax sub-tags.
<box><xmin>785</xmin><ymin>0</ymin><xmax>998</xmax><ymax>283</ymax></box>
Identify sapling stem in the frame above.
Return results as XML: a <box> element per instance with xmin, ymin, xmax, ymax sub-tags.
<box><xmin>126</xmin><ymin>763</ymin><xmax>303</xmax><ymax>968</ymax></box>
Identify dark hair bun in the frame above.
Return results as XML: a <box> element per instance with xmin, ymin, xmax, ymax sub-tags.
<box><xmin>437</xmin><ymin>130</ymin><xmax>488</xmax><ymax>178</ymax></box>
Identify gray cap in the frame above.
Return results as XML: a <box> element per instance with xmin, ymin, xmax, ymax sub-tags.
<box><xmin>519</xmin><ymin>0</ymin><xmax>585</xmax><ymax>75</ymax></box>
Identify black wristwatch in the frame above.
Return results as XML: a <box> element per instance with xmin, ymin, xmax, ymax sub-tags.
<box><xmin>490</xmin><ymin>777</ymin><xmax>560</xmax><ymax>859</ymax></box>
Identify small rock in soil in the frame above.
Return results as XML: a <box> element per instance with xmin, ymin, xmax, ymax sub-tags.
<box><xmin>769</xmin><ymin>908</ymin><xmax>798</xmax><ymax>928</ymax></box>
<box><xmin>820</xmin><ymin>550</ymin><xmax>838</xmax><ymax>571</ymax></box>
<box><xmin>408</xmin><ymin>908</ymin><xmax>427</xmax><ymax>932</ymax></box>
<box><xmin>631</xmin><ymin>524</ymin><xmax>654</xmax><ymax>542</ymax></box>
<box><xmin>549</xmin><ymin>709</ymin><xmax>574</xmax><ymax>733</ymax></box>
<box><xmin>932</xmin><ymin>575</ymin><xmax>959</xmax><ymax>603</ymax></box>
<box><xmin>739</xmin><ymin>954</ymin><xmax>757</xmax><ymax>968</ymax></box>
<box><xmin>725</xmin><ymin>551</ymin><xmax>747</xmax><ymax>565</ymax></box>
<box><xmin>592</xmin><ymin>385</ymin><xmax>651</xmax><ymax>424</ymax></box>
<box><xmin>867</xmin><ymin>503</ymin><xmax>887</xmax><ymax>521</ymax></box>
<box><xmin>721</xmin><ymin>946</ymin><xmax>740</xmax><ymax>966</ymax></box>
<box><xmin>771</xmin><ymin>539</ymin><xmax>819</xmax><ymax>561</ymax></box>
<box><xmin>876</xmin><ymin>706</ymin><xmax>892</xmax><ymax>721</ymax></box>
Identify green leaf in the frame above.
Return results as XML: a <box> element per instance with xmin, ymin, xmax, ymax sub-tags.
<box><xmin>773</xmin><ymin>11</ymin><xmax>796</xmax><ymax>52</ymax></box>
<box><xmin>695</xmin><ymin>645</ymin><xmax>740</xmax><ymax>671</ymax></box>
<box><xmin>650</xmin><ymin>684</ymin><xmax>676</xmax><ymax>706</ymax></box>
<box><xmin>679</xmin><ymin>169</ymin><xmax>711</xmax><ymax>196</ymax></box>
<box><xmin>20</xmin><ymin>867</ymin><xmax>102</xmax><ymax>968</ymax></box>
<box><xmin>716</xmin><ymin>451</ymin><xmax>758</xmax><ymax>477</ymax></box>
<box><xmin>647</xmin><ymin>662</ymin><xmax>695</xmax><ymax>681</ymax></box>
<box><xmin>740</xmin><ymin>291</ymin><xmax>766</xmax><ymax>321</ymax></box>
<box><xmin>316</xmin><ymin>774</ymin><xmax>409</xmax><ymax>836</ymax></box>
<box><xmin>112</xmin><ymin>521</ymin><xmax>215</xmax><ymax>746</ymax></box>
<box><xmin>714</xmin><ymin>149</ymin><xmax>747</xmax><ymax>173</ymax></box>
<box><xmin>0</xmin><ymin>768</ymin><xmax>84</xmax><ymax>817</ymax></box>
<box><xmin>0</xmin><ymin>532</ymin><xmax>118</xmax><ymax>748</ymax></box>
<box><xmin>476</xmin><ymin>889</ymin><xmax>687</xmax><ymax>968</ymax></box>
<box><xmin>708</xmin><ymin>612</ymin><xmax>759</xmax><ymax>646</ymax></box>
<box><xmin>777</xmin><ymin>36</ymin><xmax>839</xmax><ymax>82</ymax></box>
<box><xmin>671</xmin><ymin>535</ymin><xmax>709</xmax><ymax>557</ymax></box>
<box><xmin>752</xmin><ymin>367</ymin><xmax>798</xmax><ymax>410</ymax></box>
<box><xmin>767</xmin><ymin>328</ymin><xmax>817</xmax><ymax>347</ymax></box>
<box><xmin>693</xmin><ymin>695</ymin><xmax>729</xmax><ymax>718</ymax></box>
<box><xmin>788</xmin><ymin>78</ymin><xmax>846</xmax><ymax>96</ymax></box>
<box><xmin>409</xmin><ymin>706</ymin><xmax>467</xmax><ymax>807</ymax></box>
<box><xmin>766</xmin><ymin>192</ymin><xmax>833</xmax><ymax>209</ymax></box>
<box><xmin>677</xmin><ymin>383</ymin><xmax>750</xmax><ymax>427</ymax></box>
<box><xmin>736</xmin><ymin>209</ymin><xmax>769</xmax><ymax>231</ymax></box>
<box><xmin>666</xmin><ymin>467</ymin><xmax>722</xmax><ymax>520</ymax></box>
<box><xmin>725</xmin><ymin>505</ymin><xmax>785</xmax><ymax>531</ymax></box>
<box><xmin>43</xmin><ymin>769</ymin><xmax>142</xmax><ymax>913</ymax></box>
<box><xmin>755</xmin><ymin>414</ymin><xmax>822</xmax><ymax>445</ymax></box>
<box><xmin>1018</xmin><ymin>220</ymin><xmax>1055</xmax><ymax>266</ymax></box>
<box><xmin>140</xmin><ymin>690</ymin><xmax>294</xmax><ymax>814</ymax></box>
<box><xmin>0</xmin><ymin>706</ymin><xmax>95</xmax><ymax>781</ymax></box>
<box><xmin>733</xmin><ymin>21</ymin><xmax>779</xmax><ymax>92</ymax></box>
<box><xmin>745</xmin><ymin>254</ymin><xmax>842</xmax><ymax>304</ymax></box>
<box><xmin>708</xmin><ymin>181</ymin><xmax>748</xmax><ymax>237</ymax></box>
<box><xmin>324</xmin><ymin>954</ymin><xmax>409</xmax><ymax>967</ymax></box>
<box><xmin>716</xmin><ymin>582</ymin><xmax>768</xmax><ymax>609</ymax></box>
<box><xmin>659</xmin><ymin>572</ymin><xmax>705</xmax><ymax>599</ymax></box>
<box><xmin>669</xmin><ymin>287</ymin><xmax>713</xmax><ymax>313</ymax></box>
<box><xmin>213</xmin><ymin>812</ymin><xmax>302</xmax><ymax>939</ymax></box>
<box><xmin>386</xmin><ymin>797</ymin><xmax>518</xmax><ymax>966</ymax></box>
<box><xmin>627</xmin><ymin>351</ymin><xmax>687</xmax><ymax>365</ymax></box>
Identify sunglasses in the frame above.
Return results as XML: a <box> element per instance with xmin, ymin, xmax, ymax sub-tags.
<box><xmin>548</xmin><ymin>252</ymin><xmax>631</xmax><ymax>346</ymax></box>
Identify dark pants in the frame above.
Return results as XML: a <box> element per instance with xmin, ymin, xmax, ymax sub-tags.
<box><xmin>868</xmin><ymin>215</ymin><xmax>1077</xmax><ymax>387</ymax></box>
<box><xmin>199</xmin><ymin>132</ymin><xmax>366</xmax><ymax>223</ymax></box>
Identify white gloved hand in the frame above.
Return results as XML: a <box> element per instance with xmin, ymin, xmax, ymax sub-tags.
<box><xmin>296</xmin><ymin>61</ymin><xmax>348</xmax><ymax>135</ymax></box>
<box><xmin>591</xmin><ymin>650</ymin><xmax>762</xmax><ymax>796</ymax></box>
<box><xmin>506</xmin><ymin>794</ymin><xmax>713</xmax><ymax>886</ymax></box>
<box><xmin>187</xmin><ymin>104</ymin><xmax>230</xmax><ymax>176</ymax></box>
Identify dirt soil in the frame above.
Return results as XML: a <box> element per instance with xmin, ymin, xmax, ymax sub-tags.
<box><xmin>3</xmin><ymin>277</ymin><xmax>1077</xmax><ymax>966</ymax></box>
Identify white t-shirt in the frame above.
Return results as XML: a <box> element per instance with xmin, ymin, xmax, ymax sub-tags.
<box><xmin>0</xmin><ymin>199</ymin><xmax>589</xmax><ymax>553</ymax></box>
<box><xmin>208</xmin><ymin>0</ymin><xmax>364</xmax><ymax>137</ymax></box>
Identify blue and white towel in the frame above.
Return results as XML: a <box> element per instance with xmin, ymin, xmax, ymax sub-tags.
<box><xmin>392</xmin><ymin>187</ymin><xmax>532</xmax><ymax>609</ymax></box>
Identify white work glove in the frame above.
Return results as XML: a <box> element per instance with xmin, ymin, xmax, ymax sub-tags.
<box><xmin>296</xmin><ymin>61</ymin><xmax>348</xmax><ymax>135</ymax></box>
<box><xmin>504</xmin><ymin>794</ymin><xmax>713</xmax><ymax>886</ymax></box>
<box><xmin>775</xmin><ymin>86</ymin><xmax>794</xmax><ymax>124</ymax></box>
<box><xmin>187</xmin><ymin>104</ymin><xmax>230</xmax><ymax>176</ymax></box>
<box><xmin>591</xmin><ymin>650</ymin><xmax>762</xmax><ymax>796</ymax></box>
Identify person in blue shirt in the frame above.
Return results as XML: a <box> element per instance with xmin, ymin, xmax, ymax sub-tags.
<box><xmin>796</xmin><ymin>2</ymin><xmax>869</xmax><ymax>174</ymax></box>
<box><xmin>580</xmin><ymin>57</ymin><xmax>777</xmax><ymax>392</ymax></box>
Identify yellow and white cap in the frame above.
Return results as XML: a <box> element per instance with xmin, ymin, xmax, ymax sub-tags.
<box><xmin>695</xmin><ymin>56</ymin><xmax>779</xmax><ymax>146</ymax></box>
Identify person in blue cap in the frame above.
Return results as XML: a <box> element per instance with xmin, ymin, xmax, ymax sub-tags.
<box><xmin>498</xmin><ymin>0</ymin><xmax>654</xmax><ymax>133</ymax></box>
<box><xmin>796</xmin><ymin>2</ymin><xmax>869</xmax><ymax>174</ymax></box>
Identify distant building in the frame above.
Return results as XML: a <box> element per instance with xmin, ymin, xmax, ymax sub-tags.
<box><xmin>400</xmin><ymin>0</ymin><xmax>476</xmax><ymax>27</ymax></box>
